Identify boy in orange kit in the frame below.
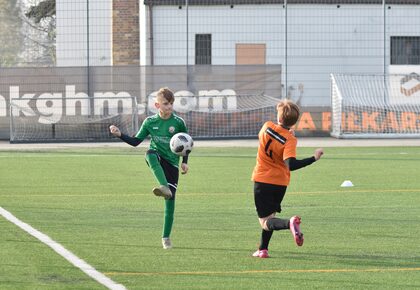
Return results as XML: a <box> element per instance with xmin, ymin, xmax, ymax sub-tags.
<box><xmin>251</xmin><ymin>99</ymin><xmax>324</xmax><ymax>258</ymax></box>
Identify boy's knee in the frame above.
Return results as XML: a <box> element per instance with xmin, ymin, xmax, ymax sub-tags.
<box><xmin>146</xmin><ymin>150</ymin><xmax>160</xmax><ymax>165</ymax></box>
<box><xmin>259</xmin><ymin>219</ymin><xmax>269</xmax><ymax>231</ymax></box>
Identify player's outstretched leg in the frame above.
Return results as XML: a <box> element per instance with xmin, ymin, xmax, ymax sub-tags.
<box><xmin>289</xmin><ymin>216</ymin><xmax>304</xmax><ymax>246</ymax></box>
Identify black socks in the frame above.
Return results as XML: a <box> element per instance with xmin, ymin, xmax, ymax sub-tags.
<box><xmin>260</xmin><ymin>229</ymin><xmax>273</xmax><ymax>250</ymax></box>
<box><xmin>259</xmin><ymin>218</ymin><xmax>291</xmax><ymax>250</ymax></box>
<box><xmin>266</xmin><ymin>217</ymin><xmax>290</xmax><ymax>231</ymax></box>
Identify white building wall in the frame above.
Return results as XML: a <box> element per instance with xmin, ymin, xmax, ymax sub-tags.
<box><xmin>55</xmin><ymin>3</ymin><xmax>420</xmax><ymax>106</ymax></box>
<box><xmin>152</xmin><ymin>5</ymin><xmax>285</xmax><ymax>66</ymax></box>
<box><xmin>285</xmin><ymin>5</ymin><xmax>384</xmax><ymax>106</ymax></box>
<box><xmin>151</xmin><ymin>4</ymin><xmax>420</xmax><ymax>106</ymax></box>
<box><xmin>56</xmin><ymin>0</ymin><xmax>112</xmax><ymax>67</ymax></box>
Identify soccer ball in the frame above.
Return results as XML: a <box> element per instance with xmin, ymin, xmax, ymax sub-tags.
<box><xmin>170</xmin><ymin>133</ymin><xmax>193</xmax><ymax>156</ymax></box>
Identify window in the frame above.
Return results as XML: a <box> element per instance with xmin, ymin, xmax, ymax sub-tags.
<box><xmin>195</xmin><ymin>34</ymin><xmax>211</xmax><ymax>65</ymax></box>
<box><xmin>391</xmin><ymin>37</ymin><xmax>420</xmax><ymax>65</ymax></box>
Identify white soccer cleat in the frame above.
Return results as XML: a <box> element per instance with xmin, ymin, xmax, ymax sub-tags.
<box><xmin>153</xmin><ymin>185</ymin><xmax>172</xmax><ymax>199</ymax></box>
<box><xmin>162</xmin><ymin>238</ymin><xmax>172</xmax><ymax>249</ymax></box>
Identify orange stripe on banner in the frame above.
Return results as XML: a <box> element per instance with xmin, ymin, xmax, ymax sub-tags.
<box><xmin>322</xmin><ymin>112</ymin><xmax>331</xmax><ymax>131</ymax></box>
<box><xmin>385</xmin><ymin>112</ymin><xmax>399</xmax><ymax>131</ymax></box>
<box><xmin>401</xmin><ymin>112</ymin><xmax>417</xmax><ymax>130</ymax></box>
<box><xmin>362</xmin><ymin>112</ymin><xmax>381</xmax><ymax>131</ymax></box>
<box><xmin>346</xmin><ymin>112</ymin><xmax>360</xmax><ymax>132</ymax></box>
<box><xmin>296</xmin><ymin>112</ymin><xmax>316</xmax><ymax>131</ymax></box>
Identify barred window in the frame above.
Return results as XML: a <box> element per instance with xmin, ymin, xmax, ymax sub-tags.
<box><xmin>195</xmin><ymin>34</ymin><xmax>211</xmax><ymax>65</ymax></box>
<box><xmin>391</xmin><ymin>36</ymin><xmax>420</xmax><ymax>65</ymax></box>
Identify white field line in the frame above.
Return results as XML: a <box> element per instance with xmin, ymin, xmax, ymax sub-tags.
<box><xmin>0</xmin><ymin>207</ymin><xmax>126</xmax><ymax>290</ymax></box>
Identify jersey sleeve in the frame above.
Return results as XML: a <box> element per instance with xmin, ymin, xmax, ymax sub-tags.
<box><xmin>283</xmin><ymin>136</ymin><xmax>297</xmax><ymax>160</ymax></box>
<box><xmin>135</xmin><ymin>118</ymin><xmax>150</xmax><ymax>140</ymax></box>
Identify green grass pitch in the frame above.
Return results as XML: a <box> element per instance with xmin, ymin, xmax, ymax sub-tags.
<box><xmin>0</xmin><ymin>146</ymin><xmax>419</xmax><ymax>289</ymax></box>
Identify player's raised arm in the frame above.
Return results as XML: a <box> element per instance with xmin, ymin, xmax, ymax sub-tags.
<box><xmin>285</xmin><ymin>148</ymin><xmax>323</xmax><ymax>171</ymax></box>
<box><xmin>109</xmin><ymin>125</ymin><xmax>142</xmax><ymax>147</ymax></box>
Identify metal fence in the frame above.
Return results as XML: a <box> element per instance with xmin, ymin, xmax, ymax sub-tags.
<box><xmin>1</xmin><ymin>0</ymin><xmax>420</xmax><ymax>139</ymax></box>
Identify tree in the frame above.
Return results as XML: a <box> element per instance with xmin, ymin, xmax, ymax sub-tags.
<box><xmin>25</xmin><ymin>0</ymin><xmax>55</xmax><ymax>24</ymax></box>
<box><xmin>22</xmin><ymin>0</ymin><xmax>56</xmax><ymax>65</ymax></box>
<box><xmin>0</xmin><ymin>0</ymin><xmax>23</xmax><ymax>67</ymax></box>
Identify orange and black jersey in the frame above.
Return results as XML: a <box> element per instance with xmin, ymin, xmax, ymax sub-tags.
<box><xmin>252</xmin><ymin>121</ymin><xmax>297</xmax><ymax>186</ymax></box>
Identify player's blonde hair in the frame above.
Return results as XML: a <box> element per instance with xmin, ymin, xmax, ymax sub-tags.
<box><xmin>277</xmin><ymin>99</ymin><xmax>300</xmax><ymax>127</ymax></box>
<box><xmin>156</xmin><ymin>87</ymin><xmax>175</xmax><ymax>103</ymax></box>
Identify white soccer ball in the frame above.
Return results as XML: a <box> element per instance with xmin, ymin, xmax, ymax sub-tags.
<box><xmin>170</xmin><ymin>132</ymin><xmax>193</xmax><ymax>156</ymax></box>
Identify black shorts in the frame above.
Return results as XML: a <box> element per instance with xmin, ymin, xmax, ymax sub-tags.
<box><xmin>146</xmin><ymin>150</ymin><xmax>179</xmax><ymax>200</ymax></box>
<box><xmin>254</xmin><ymin>181</ymin><xmax>287</xmax><ymax>218</ymax></box>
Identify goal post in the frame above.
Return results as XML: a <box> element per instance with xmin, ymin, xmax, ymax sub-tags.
<box><xmin>9</xmin><ymin>96</ymin><xmax>139</xmax><ymax>143</ymax></box>
<box><xmin>173</xmin><ymin>93</ymin><xmax>281</xmax><ymax>139</ymax></box>
<box><xmin>330</xmin><ymin>74</ymin><xmax>420</xmax><ymax>138</ymax></box>
<box><xmin>9</xmin><ymin>93</ymin><xmax>286</xmax><ymax>142</ymax></box>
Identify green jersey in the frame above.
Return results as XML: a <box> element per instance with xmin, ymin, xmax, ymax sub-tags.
<box><xmin>135</xmin><ymin>113</ymin><xmax>188</xmax><ymax>167</ymax></box>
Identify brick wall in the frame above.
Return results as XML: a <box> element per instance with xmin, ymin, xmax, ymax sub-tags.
<box><xmin>112</xmin><ymin>0</ymin><xmax>140</xmax><ymax>65</ymax></box>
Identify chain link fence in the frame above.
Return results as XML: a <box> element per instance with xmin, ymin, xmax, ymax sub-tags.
<box><xmin>0</xmin><ymin>0</ymin><xmax>419</xmax><ymax>139</ymax></box>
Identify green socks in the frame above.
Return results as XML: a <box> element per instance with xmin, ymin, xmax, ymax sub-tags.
<box><xmin>145</xmin><ymin>152</ymin><xmax>175</xmax><ymax>238</ymax></box>
<box><xmin>146</xmin><ymin>152</ymin><xmax>168</xmax><ymax>186</ymax></box>
<box><xmin>162</xmin><ymin>199</ymin><xmax>175</xmax><ymax>238</ymax></box>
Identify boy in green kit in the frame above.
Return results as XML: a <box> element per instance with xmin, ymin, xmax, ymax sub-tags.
<box><xmin>109</xmin><ymin>87</ymin><xmax>189</xmax><ymax>249</ymax></box>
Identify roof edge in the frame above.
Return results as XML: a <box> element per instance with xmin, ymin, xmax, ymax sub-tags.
<box><xmin>144</xmin><ymin>0</ymin><xmax>420</xmax><ymax>6</ymax></box>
